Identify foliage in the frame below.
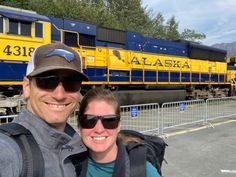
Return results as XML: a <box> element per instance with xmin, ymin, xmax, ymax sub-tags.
<box><xmin>180</xmin><ymin>29</ymin><xmax>206</xmax><ymax>42</ymax></box>
<box><xmin>148</xmin><ymin>13</ymin><xmax>166</xmax><ymax>39</ymax></box>
<box><xmin>0</xmin><ymin>0</ymin><xmax>30</xmax><ymax>9</ymax></box>
<box><xmin>0</xmin><ymin>0</ymin><xmax>206</xmax><ymax>42</ymax></box>
<box><xmin>106</xmin><ymin>0</ymin><xmax>152</xmax><ymax>32</ymax></box>
<box><xmin>165</xmin><ymin>16</ymin><xmax>180</xmax><ymax>40</ymax></box>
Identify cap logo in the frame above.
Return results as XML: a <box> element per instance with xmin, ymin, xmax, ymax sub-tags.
<box><xmin>47</xmin><ymin>49</ymin><xmax>75</xmax><ymax>62</ymax></box>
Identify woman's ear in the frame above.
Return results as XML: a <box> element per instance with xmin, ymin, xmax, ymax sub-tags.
<box><xmin>117</xmin><ymin>120</ymin><xmax>122</xmax><ymax>133</ymax></box>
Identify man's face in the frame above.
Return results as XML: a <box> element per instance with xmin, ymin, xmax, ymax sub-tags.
<box><xmin>23</xmin><ymin>70</ymin><xmax>81</xmax><ymax>131</ymax></box>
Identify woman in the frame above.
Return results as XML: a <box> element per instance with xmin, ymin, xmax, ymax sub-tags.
<box><xmin>77</xmin><ymin>87</ymin><xmax>161</xmax><ymax>177</ymax></box>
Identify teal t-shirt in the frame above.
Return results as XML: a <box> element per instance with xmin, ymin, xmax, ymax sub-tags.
<box><xmin>146</xmin><ymin>161</ymin><xmax>161</xmax><ymax>177</ymax></box>
<box><xmin>86</xmin><ymin>158</ymin><xmax>161</xmax><ymax>177</ymax></box>
<box><xmin>87</xmin><ymin>158</ymin><xmax>115</xmax><ymax>177</ymax></box>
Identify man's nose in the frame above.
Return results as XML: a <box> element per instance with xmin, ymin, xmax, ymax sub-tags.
<box><xmin>51</xmin><ymin>82</ymin><xmax>67</xmax><ymax>99</ymax></box>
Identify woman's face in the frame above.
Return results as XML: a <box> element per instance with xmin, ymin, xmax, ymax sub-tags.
<box><xmin>79</xmin><ymin>99</ymin><xmax>121</xmax><ymax>160</ymax></box>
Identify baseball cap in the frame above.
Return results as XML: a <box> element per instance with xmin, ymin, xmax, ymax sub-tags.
<box><xmin>26</xmin><ymin>42</ymin><xmax>88</xmax><ymax>81</ymax></box>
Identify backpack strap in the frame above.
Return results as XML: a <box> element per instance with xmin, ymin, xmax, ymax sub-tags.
<box><xmin>127</xmin><ymin>143</ymin><xmax>147</xmax><ymax>177</ymax></box>
<box><xmin>70</xmin><ymin>151</ymin><xmax>89</xmax><ymax>177</ymax></box>
<box><xmin>0</xmin><ymin>123</ymin><xmax>44</xmax><ymax>177</ymax></box>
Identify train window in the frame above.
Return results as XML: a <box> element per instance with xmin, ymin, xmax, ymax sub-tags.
<box><xmin>0</xmin><ymin>17</ymin><xmax>3</xmax><ymax>33</ymax></box>
<box><xmin>20</xmin><ymin>21</ymin><xmax>31</xmax><ymax>36</ymax></box>
<box><xmin>97</xmin><ymin>27</ymin><xmax>126</xmax><ymax>44</ymax></box>
<box><xmin>64</xmin><ymin>31</ymin><xmax>78</xmax><ymax>47</ymax></box>
<box><xmin>110</xmin><ymin>70</ymin><xmax>129</xmax><ymax>76</ymax></box>
<box><xmin>35</xmin><ymin>22</ymin><xmax>43</xmax><ymax>38</ymax></box>
<box><xmin>9</xmin><ymin>19</ymin><xmax>18</xmax><ymax>35</ymax></box>
<box><xmin>8</xmin><ymin>19</ymin><xmax>32</xmax><ymax>36</ymax></box>
<box><xmin>79</xmin><ymin>34</ymin><xmax>95</xmax><ymax>47</ymax></box>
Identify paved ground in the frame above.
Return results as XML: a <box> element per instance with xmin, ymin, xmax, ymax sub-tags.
<box><xmin>161</xmin><ymin>118</ymin><xmax>236</xmax><ymax>177</ymax></box>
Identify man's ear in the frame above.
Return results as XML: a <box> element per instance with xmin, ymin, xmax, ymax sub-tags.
<box><xmin>23</xmin><ymin>76</ymin><xmax>30</xmax><ymax>100</ymax></box>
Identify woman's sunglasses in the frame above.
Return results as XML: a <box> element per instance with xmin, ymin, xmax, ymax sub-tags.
<box><xmin>29</xmin><ymin>75</ymin><xmax>82</xmax><ymax>92</ymax></box>
<box><xmin>78</xmin><ymin>114</ymin><xmax>120</xmax><ymax>129</ymax></box>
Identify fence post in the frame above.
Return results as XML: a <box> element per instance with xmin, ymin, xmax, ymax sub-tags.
<box><xmin>205</xmin><ymin>99</ymin><xmax>208</xmax><ymax>125</ymax></box>
<box><xmin>160</xmin><ymin>103</ymin><xmax>164</xmax><ymax>134</ymax></box>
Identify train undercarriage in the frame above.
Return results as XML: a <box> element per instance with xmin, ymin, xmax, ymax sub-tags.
<box><xmin>0</xmin><ymin>84</ymin><xmax>234</xmax><ymax>115</ymax></box>
<box><xmin>186</xmin><ymin>85</ymin><xmax>230</xmax><ymax>100</ymax></box>
<box><xmin>85</xmin><ymin>84</ymin><xmax>233</xmax><ymax>106</ymax></box>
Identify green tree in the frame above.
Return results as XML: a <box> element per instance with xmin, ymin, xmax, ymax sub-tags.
<box><xmin>83</xmin><ymin>0</ymin><xmax>119</xmax><ymax>28</ymax></box>
<box><xmin>165</xmin><ymin>16</ymin><xmax>180</xmax><ymax>40</ymax></box>
<box><xmin>106</xmin><ymin>0</ymin><xmax>151</xmax><ymax>32</ymax></box>
<box><xmin>180</xmin><ymin>29</ymin><xmax>206</xmax><ymax>42</ymax></box>
<box><xmin>0</xmin><ymin>0</ymin><xmax>28</xmax><ymax>8</ymax></box>
<box><xmin>27</xmin><ymin>0</ymin><xmax>57</xmax><ymax>17</ymax></box>
<box><xmin>0</xmin><ymin>0</ymin><xmax>206</xmax><ymax>42</ymax></box>
<box><xmin>149</xmin><ymin>13</ymin><xmax>166</xmax><ymax>39</ymax></box>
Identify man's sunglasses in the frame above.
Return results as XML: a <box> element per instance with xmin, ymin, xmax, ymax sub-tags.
<box><xmin>78</xmin><ymin>114</ymin><xmax>120</xmax><ymax>129</ymax></box>
<box><xmin>29</xmin><ymin>75</ymin><xmax>82</xmax><ymax>92</ymax></box>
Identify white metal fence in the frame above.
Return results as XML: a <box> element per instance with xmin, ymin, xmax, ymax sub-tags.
<box><xmin>161</xmin><ymin>99</ymin><xmax>206</xmax><ymax>133</ymax></box>
<box><xmin>206</xmin><ymin>97</ymin><xmax>236</xmax><ymax>121</ymax></box>
<box><xmin>0</xmin><ymin>114</ymin><xmax>18</xmax><ymax>124</ymax></box>
<box><xmin>120</xmin><ymin>103</ymin><xmax>159</xmax><ymax>133</ymax></box>
<box><xmin>1</xmin><ymin>97</ymin><xmax>236</xmax><ymax>134</ymax></box>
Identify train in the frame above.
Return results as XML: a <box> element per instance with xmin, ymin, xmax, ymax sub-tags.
<box><xmin>1</xmin><ymin>5</ymin><xmax>236</xmax><ymax>115</ymax></box>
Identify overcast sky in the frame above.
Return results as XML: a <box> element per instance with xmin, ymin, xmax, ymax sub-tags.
<box><xmin>142</xmin><ymin>0</ymin><xmax>236</xmax><ymax>45</ymax></box>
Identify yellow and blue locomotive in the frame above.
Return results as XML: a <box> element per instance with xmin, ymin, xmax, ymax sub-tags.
<box><xmin>0</xmin><ymin>5</ymin><xmax>236</xmax><ymax>112</ymax></box>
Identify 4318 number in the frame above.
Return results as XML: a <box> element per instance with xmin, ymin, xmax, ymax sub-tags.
<box><xmin>3</xmin><ymin>45</ymin><xmax>35</xmax><ymax>57</ymax></box>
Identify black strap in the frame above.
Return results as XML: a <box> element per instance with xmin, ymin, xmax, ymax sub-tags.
<box><xmin>70</xmin><ymin>151</ymin><xmax>88</xmax><ymax>177</ymax></box>
<box><xmin>127</xmin><ymin>143</ymin><xmax>147</xmax><ymax>177</ymax></box>
<box><xmin>0</xmin><ymin>123</ymin><xmax>44</xmax><ymax>177</ymax></box>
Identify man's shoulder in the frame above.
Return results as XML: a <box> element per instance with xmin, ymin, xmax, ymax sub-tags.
<box><xmin>0</xmin><ymin>127</ymin><xmax>22</xmax><ymax>157</ymax></box>
<box><xmin>0</xmin><ymin>122</ymin><xmax>45</xmax><ymax>177</ymax></box>
<box><xmin>0</xmin><ymin>132</ymin><xmax>23</xmax><ymax>176</ymax></box>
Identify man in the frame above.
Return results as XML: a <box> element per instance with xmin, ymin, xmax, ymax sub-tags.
<box><xmin>0</xmin><ymin>43</ymin><xmax>88</xmax><ymax>177</ymax></box>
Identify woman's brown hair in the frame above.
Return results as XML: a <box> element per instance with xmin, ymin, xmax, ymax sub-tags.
<box><xmin>78</xmin><ymin>87</ymin><xmax>120</xmax><ymax>118</ymax></box>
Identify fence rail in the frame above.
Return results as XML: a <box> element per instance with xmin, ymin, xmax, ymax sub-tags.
<box><xmin>0</xmin><ymin>114</ymin><xmax>18</xmax><ymax>124</ymax></box>
<box><xmin>161</xmin><ymin>99</ymin><xmax>206</xmax><ymax>133</ymax></box>
<box><xmin>120</xmin><ymin>103</ymin><xmax>159</xmax><ymax>133</ymax></box>
<box><xmin>1</xmin><ymin>97</ymin><xmax>236</xmax><ymax>134</ymax></box>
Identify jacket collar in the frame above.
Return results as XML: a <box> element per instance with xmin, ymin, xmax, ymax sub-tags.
<box><xmin>13</xmin><ymin>107</ymin><xmax>86</xmax><ymax>153</ymax></box>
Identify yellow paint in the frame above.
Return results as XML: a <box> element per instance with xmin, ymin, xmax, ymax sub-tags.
<box><xmin>0</xmin><ymin>21</ymin><xmax>51</xmax><ymax>62</ymax></box>
<box><xmin>162</xmin><ymin>119</ymin><xmax>236</xmax><ymax>138</ymax></box>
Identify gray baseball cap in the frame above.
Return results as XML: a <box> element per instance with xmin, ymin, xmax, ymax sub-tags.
<box><xmin>26</xmin><ymin>42</ymin><xmax>88</xmax><ymax>81</ymax></box>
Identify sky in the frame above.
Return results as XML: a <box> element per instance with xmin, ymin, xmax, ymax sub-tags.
<box><xmin>142</xmin><ymin>0</ymin><xmax>236</xmax><ymax>45</ymax></box>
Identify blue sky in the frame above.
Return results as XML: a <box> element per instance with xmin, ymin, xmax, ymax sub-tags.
<box><xmin>142</xmin><ymin>0</ymin><xmax>236</xmax><ymax>45</ymax></box>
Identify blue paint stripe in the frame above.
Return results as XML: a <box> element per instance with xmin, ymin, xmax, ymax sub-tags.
<box><xmin>0</xmin><ymin>62</ymin><xmax>27</xmax><ymax>81</ymax></box>
<box><xmin>0</xmin><ymin>64</ymin><xmax>226</xmax><ymax>84</ymax></box>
